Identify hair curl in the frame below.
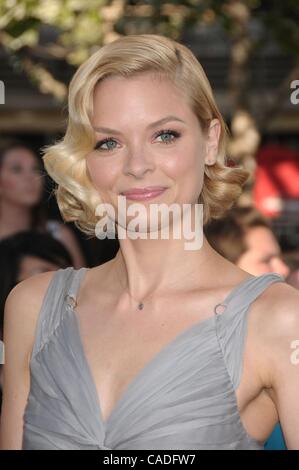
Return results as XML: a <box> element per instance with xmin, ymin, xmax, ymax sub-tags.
<box><xmin>42</xmin><ymin>33</ymin><xmax>250</xmax><ymax>237</ymax></box>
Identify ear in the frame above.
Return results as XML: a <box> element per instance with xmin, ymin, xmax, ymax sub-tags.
<box><xmin>204</xmin><ymin>119</ymin><xmax>221</xmax><ymax>166</ymax></box>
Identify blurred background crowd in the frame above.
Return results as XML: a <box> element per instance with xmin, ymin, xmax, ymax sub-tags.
<box><xmin>0</xmin><ymin>0</ymin><xmax>298</xmax><ymax>451</ymax></box>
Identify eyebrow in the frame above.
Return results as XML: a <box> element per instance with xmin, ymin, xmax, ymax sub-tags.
<box><xmin>92</xmin><ymin>115</ymin><xmax>186</xmax><ymax>135</ymax></box>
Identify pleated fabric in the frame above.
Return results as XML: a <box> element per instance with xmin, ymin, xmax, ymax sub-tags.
<box><xmin>22</xmin><ymin>266</ymin><xmax>284</xmax><ymax>450</ymax></box>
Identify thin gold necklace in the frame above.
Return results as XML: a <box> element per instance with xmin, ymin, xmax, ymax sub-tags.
<box><xmin>113</xmin><ymin>257</ymin><xmax>200</xmax><ymax>311</ymax></box>
<box><xmin>113</xmin><ymin>258</ymin><xmax>158</xmax><ymax>310</ymax></box>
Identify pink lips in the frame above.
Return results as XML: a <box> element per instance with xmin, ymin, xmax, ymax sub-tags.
<box><xmin>120</xmin><ymin>186</ymin><xmax>167</xmax><ymax>201</ymax></box>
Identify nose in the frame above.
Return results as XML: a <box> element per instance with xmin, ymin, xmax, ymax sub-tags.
<box><xmin>123</xmin><ymin>146</ymin><xmax>155</xmax><ymax>179</ymax></box>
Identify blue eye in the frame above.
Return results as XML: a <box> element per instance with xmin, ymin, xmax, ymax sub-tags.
<box><xmin>94</xmin><ymin>138</ymin><xmax>117</xmax><ymax>151</ymax></box>
<box><xmin>93</xmin><ymin>128</ymin><xmax>181</xmax><ymax>152</ymax></box>
<box><xmin>154</xmin><ymin>129</ymin><xmax>181</xmax><ymax>144</ymax></box>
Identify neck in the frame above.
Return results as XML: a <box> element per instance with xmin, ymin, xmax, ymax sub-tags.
<box><xmin>113</xmin><ymin>208</ymin><xmax>222</xmax><ymax>301</ymax></box>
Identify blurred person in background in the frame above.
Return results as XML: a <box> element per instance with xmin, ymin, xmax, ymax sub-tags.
<box><xmin>205</xmin><ymin>205</ymin><xmax>290</xmax><ymax>450</ymax></box>
<box><xmin>0</xmin><ymin>141</ymin><xmax>86</xmax><ymax>268</ymax></box>
<box><xmin>205</xmin><ymin>206</ymin><xmax>290</xmax><ymax>278</ymax></box>
<box><xmin>281</xmin><ymin>251</ymin><xmax>299</xmax><ymax>290</ymax></box>
<box><xmin>0</xmin><ymin>230</ymin><xmax>74</xmax><ymax>416</ymax></box>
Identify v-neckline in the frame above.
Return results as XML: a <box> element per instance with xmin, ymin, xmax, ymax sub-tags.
<box><xmin>66</xmin><ymin>267</ymin><xmax>257</xmax><ymax>430</ymax></box>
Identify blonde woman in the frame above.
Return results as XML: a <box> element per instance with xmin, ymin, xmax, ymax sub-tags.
<box><xmin>1</xmin><ymin>34</ymin><xmax>298</xmax><ymax>450</ymax></box>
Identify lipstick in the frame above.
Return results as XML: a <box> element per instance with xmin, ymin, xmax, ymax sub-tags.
<box><xmin>120</xmin><ymin>186</ymin><xmax>167</xmax><ymax>201</ymax></box>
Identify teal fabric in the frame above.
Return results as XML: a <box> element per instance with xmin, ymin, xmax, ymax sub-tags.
<box><xmin>264</xmin><ymin>423</ymin><xmax>287</xmax><ymax>450</ymax></box>
<box><xmin>22</xmin><ymin>267</ymin><xmax>285</xmax><ymax>450</ymax></box>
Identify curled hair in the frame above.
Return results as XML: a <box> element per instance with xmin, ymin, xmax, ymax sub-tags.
<box><xmin>42</xmin><ymin>34</ymin><xmax>249</xmax><ymax>236</ymax></box>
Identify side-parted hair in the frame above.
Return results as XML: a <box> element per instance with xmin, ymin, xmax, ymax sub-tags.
<box><xmin>42</xmin><ymin>34</ymin><xmax>250</xmax><ymax>236</ymax></box>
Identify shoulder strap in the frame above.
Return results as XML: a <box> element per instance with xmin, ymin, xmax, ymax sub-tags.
<box><xmin>215</xmin><ymin>272</ymin><xmax>285</xmax><ymax>390</ymax></box>
<box><xmin>31</xmin><ymin>266</ymin><xmax>77</xmax><ymax>360</ymax></box>
<box><xmin>66</xmin><ymin>266</ymin><xmax>88</xmax><ymax>303</ymax></box>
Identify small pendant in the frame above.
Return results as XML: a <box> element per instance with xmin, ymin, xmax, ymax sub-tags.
<box><xmin>138</xmin><ymin>302</ymin><xmax>144</xmax><ymax>310</ymax></box>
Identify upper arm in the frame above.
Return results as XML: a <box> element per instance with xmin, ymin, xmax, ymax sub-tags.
<box><xmin>0</xmin><ymin>271</ymin><xmax>56</xmax><ymax>450</ymax></box>
<box><xmin>261</xmin><ymin>283</ymin><xmax>299</xmax><ymax>450</ymax></box>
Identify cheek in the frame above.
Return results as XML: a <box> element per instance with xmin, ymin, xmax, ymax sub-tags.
<box><xmin>86</xmin><ymin>156</ymin><xmax>120</xmax><ymax>193</ymax></box>
<box><xmin>163</xmin><ymin>145</ymin><xmax>204</xmax><ymax>197</ymax></box>
<box><xmin>0</xmin><ymin>173</ymin><xmax>21</xmax><ymax>191</ymax></box>
<box><xmin>31</xmin><ymin>177</ymin><xmax>43</xmax><ymax>195</ymax></box>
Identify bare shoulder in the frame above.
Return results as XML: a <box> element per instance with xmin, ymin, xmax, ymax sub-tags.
<box><xmin>0</xmin><ymin>270</ymin><xmax>58</xmax><ymax>449</ymax></box>
<box><xmin>6</xmin><ymin>268</ymin><xmax>56</xmax><ymax>304</ymax></box>
<box><xmin>250</xmin><ymin>280</ymin><xmax>299</xmax><ymax>449</ymax></box>
<box><xmin>253</xmin><ymin>280</ymin><xmax>299</xmax><ymax>338</ymax></box>
<box><xmin>258</xmin><ymin>281</ymin><xmax>299</xmax><ymax>362</ymax></box>
<box><xmin>248</xmin><ymin>279</ymin><xmax>299</xmax><ymax>386</ymax></box>
<box><xmin>3</xmin><ymin>270</ymin><xmax>58</xmax><ymax>357</ymax></box>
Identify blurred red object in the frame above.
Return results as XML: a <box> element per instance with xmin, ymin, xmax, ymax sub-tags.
<box><xmin>254</xmin><ymin>144</ymin><xmax>299</xmax><ymax>217</ymax></box>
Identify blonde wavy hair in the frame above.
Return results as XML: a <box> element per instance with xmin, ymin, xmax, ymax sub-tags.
<box><xmin>42</xmin><ymin>33</ymin><xmax>249</xmax><ymax>237</ymax></box>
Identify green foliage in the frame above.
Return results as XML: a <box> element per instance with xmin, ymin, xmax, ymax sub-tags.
<box><xmin>0</xmin><ymin>0</ymin><xmax>298</xmax><ymax>97</ymax></box>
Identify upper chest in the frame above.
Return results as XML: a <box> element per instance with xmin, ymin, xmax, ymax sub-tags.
<box><xmin>72</xmin><ymin>287</ymin><xmax>267</xmax><ymax>424</ymax></box>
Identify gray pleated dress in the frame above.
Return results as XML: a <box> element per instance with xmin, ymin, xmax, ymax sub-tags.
<box><xmin>22</xmin><ymin>266</ymin><xmax>284</xmax><ymax>450</ymax></box>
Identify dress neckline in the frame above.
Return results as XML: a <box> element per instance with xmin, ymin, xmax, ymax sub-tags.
<box><xmin>65</xmin><ymin>267</ymin><xmax>261</xmax><ymax>429</ymax></box>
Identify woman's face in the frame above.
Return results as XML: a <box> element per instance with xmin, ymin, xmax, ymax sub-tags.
<box><xmin>86</xmin><ymin>73</ymin><xmax>220</xmax><ymax>232</ymax></box>
<box><xmin>0</xmin><ymin>147</ymin><xmax>44</xmax><ymax>207</ymax></box>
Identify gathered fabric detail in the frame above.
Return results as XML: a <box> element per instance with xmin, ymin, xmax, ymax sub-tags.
<box><xmin>22</xmin><ymin>267</ymin><xmax>284</xmax><ymax>450</ymax></box>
